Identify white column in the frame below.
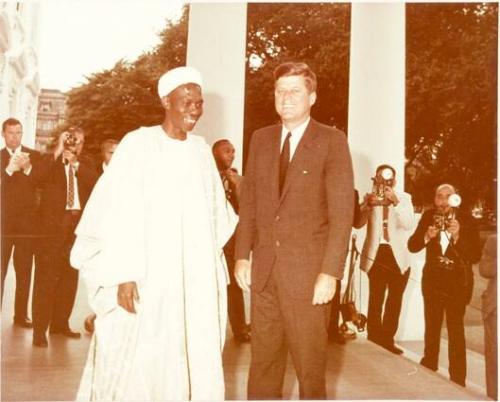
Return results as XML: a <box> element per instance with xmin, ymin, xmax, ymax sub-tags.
<box><xmin>348</xmin><ymin>4</ymin><xmax>424</xmax><ymax>341</ymax></box>
<box><xmin>186</xmin><ymin>3</ymin><xmax>248</xmax><ymax>171</ymax></box>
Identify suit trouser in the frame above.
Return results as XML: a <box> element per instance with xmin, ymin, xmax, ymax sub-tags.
<box><xmin>33</xmin><ymin>212</ymin><xmax>80</xmax><ymax>334</ymax></box>
<box><xmin>225</xmin><ymin>249</ymin><xmax>248</xmax><ymax>336</ymax></box>
<box><xmin>484</xmin><ymin>310</ymin><xmax>497</xmax><ymax>399</ymax></box>
<box><xmin>367</xmin><ymin>244</ymin><xmax>409</xmax><ymax>345</ymax></box>
<box><xmin>421</xmin><ymin>287</ymin><xmax>467</xmax><ymax>386</ymax></box>
<box><xmin>1</xmin><ymin>236</ymin><xmax>34</xmax><ymax>320</ymax></box>
<box><xmin>248</xmin><ymin>269</ymin><xmax>329</xmax><ymax>400</ymax></box>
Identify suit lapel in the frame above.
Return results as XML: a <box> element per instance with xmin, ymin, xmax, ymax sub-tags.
<box><xmin>279</xmin><ymin>119</ymin><xmax>319</xmax><ymax>204</ymax></box>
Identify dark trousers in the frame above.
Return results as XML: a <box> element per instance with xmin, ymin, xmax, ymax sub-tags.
<box><xmin>33</xmin><ymin>212</ymin><xmax>80</xmax><ymax>335</ymax></box>
<box><xmin>1</xmin><ymin>236</ymin><xmax>34</xmax><ymax>320</ymax></box>
<box><xmin>328</xmin><ymin>279</ymin><xmax>342</xmax><ymax>335</ymax></box>
<box><xmin>225</xmin><ymin>250</ymin><xmax>248</xmax><ymax>336</ymax></box>
<box><xmin>248</xmin><ymin>269</ymin><xmax>329</xmax><ymax>400</ymax></box>
<box><xmin>421</xmin><ymin>287</ymin><xmax>467</xmax><ymax>386</ymax></box>
<box><xmin>367</xmin><ymin>244</ymin><xmax>409</xmax><ymax>346</ymax></box>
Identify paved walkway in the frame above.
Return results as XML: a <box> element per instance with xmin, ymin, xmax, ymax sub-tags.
<box><xmin>1</xmin><ymin>263</ymin><xmax>490</xmax><ymax>401</ymax></box>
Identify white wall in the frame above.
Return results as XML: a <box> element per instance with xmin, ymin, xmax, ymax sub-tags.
<box><xmin>187</xmin><ymin>3</ymin><xmax>248</xmax><ymax>171</ymax></box>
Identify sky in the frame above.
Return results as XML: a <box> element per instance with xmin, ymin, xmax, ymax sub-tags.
<box><xmin>38</xmin><ymin>0</ymin><xmax>185</xmax><ymax>92</ymax></box>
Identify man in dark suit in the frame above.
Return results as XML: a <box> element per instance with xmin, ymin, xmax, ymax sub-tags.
<box><xmin>1</xmin><ymin>118</ymin><xmax>45</xmax><ymax>328</ymax></box>
<box><xmin>212</xmin><ymin>139</ymin><xmax>250</xmax><ymax>343</ymax></box>
<box><xmin>32</xmin><ymin>127</ymin><xmax>98</xmax><ymax>347</ymax></box>
<box><xmin>235</xmin><ymin>62</ymin><xmax>354</xmax><ymax>399</ymax></box>
<box><xmin>408</xmin><ymin>183</ymin><xmax>481</xmax><ymax>386</ymax></box>
<box><xmin>97</xmin><ymin>138</ymin><xmax>119</xmax><ymax>175</ymax></box>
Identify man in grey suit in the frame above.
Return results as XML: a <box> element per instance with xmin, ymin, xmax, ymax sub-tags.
<box><xmin>235</xmin><ymin>62</ymin><xmax>354</xmax><ymax>399</ymax></box>
<box><xmin>358</xmin><ymin>165</ymin><xmax>414</xmax><ymax>354</ymax></box>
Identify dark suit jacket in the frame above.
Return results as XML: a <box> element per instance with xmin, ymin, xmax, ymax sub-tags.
<box><xmin>1</xmin><ymin>147</ymin><xmax>46</xmax><ymax>237</ymax></box>
<box><xmin>39</xmin><ymin>155</ymin><xmax>98</xmax><ymax>238</ymax></box>
<box><xmin>235</xmin><ymin>119</ymin><xmax>354</xmax><ymax>299</ymax></box>
<box><xmin>408</xmin><ymin>208</ymin><xmax>481</xmax><ymax>304</ymax></box>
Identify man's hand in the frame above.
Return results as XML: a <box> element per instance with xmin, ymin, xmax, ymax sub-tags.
<box><xmin>384</xmin><ymin>186</ymin><xmax>399</xmax><ymax>205</ymax></box>
<box><xmin>425</xmin><ymin>225</ymin><xmax>439</xmax><ymax>243</ymax></box>
<box><xmin>117</xmin><ymin>281</ymin><xmax>140</xmax><ymax>314</ymax></box>
<box><xmin>6</xmin><ymin>154</ymin><xmax>21</xmax><ymax>173</ymax></box>
<box><xmin>17</xmin><ymin>153</ymin><xmax>31</xmax><ymax>172</ymax></box>
<box><xmin>364</xmin><ymin>193</ymin><xmax>376</xmax><ymax>208</ymax></box>
<box><xmin>54</xmin><ymin>132</ymin><xmax>66</xmax><ymax>159</ymax></box>
<box><xmin>234</xmin><ymin>259</ymin><xmax>251</xmax><ymax>292</ymax></box>
<box><xmin>312</xmin><ymin>273</ymin><xmax>337</xmax><ymax>305</ymax></box>
<box><xmin>448</xmin><ymin>219</ymin><xmax>460</xmax><ymax>241</ymax></box>
<box><xmin>62</xmin><ymin>149</ymin><xmax>78</xmax><ymax>165</ymax></box>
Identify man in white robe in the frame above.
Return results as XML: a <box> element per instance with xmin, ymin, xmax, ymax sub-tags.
<box><xmin>70</xmin><ymin>66</ymin><xmax>237</xmax><ymax>401</ymax></box>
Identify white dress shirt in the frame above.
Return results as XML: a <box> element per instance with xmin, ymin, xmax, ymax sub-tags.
<box><xmin>280</xmin><ymin>117</ymin><xmax>311</xmax><ymax>160</ymax></box>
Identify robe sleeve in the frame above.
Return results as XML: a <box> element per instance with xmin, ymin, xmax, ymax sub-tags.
<box><xmin>71</xmin><ymin>130</ymin><xmax>147</xmax><ymax>289</ymax></box>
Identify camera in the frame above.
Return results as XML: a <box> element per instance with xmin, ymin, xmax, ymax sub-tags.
<box><xmin>370</xmin><ymin>167</ymin><xmax>394</xmax><ymax>205</ymax></box>
<box><xmin>64</xmin><ymin>128</ymin><xmax>79</xmax><ymax>150</ymax></box>
<box><xmin>432</xmin><ymin>193</ymin><xmax>462</xmax><ymax>231</ymax></box>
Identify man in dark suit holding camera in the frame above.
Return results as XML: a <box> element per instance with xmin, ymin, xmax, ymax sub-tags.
<box><xmin>32</xmin><ymin>127</ymin><xmax>98</xmax><ymax>347</ymax></box>
<box><xmin>235</xmin><ymin>62</ymin><xmax>354</xmax><ymax>399</ymax></box>
<box><xmin>408</xmin><ymin>183</ymin><xmax>481</xmax><ymax>386</ymax></box>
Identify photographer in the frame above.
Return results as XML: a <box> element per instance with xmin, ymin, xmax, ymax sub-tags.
<box><xmin>408</xmin><ymin>183</ymin><xmax>481</xmax><ymax>386</ymax></box>
<box><xmin>358</xmin><ymin>165</ymin><xmax>414</xmax><ymax>354</ymax></box>
<box><xmin>32</xmin><ymin>128</ymin><xmax>98</xmax><ymax>347</ymax></box>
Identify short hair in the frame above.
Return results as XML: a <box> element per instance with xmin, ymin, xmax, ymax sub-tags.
<box><xmin>68</xmin><ymin>126</ymin><xmax>85</xmax><ymax>137</ymax></box>
<box><xmin>2</xmin><ymin>118</ymin><xmax>22</xmax><ymax>132</ymax></box>
<box><xmin>273</xmin><ymin>62</ymin><xmax>317</xmax><ymax>93</ymax></box>
<box><xmin>212</xmin><ymin>139</ymin><xmax>232</xmax><ymax>153</ymax></box>
<box><xmin>100</xmin><ymin>138</ymin><xmax>119</xmax><ymax>152</ymax></box>
<box><xmin>376</xmin><ymin>164</ymin><xmax>396</xmax><ymax>179</ymax></box>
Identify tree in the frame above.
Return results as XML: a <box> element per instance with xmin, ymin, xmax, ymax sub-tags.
<box><xmin>405</xmin><ymin>3</ymin><xmax>497</xmax><ymax>211</ymax></box>
<box><xmin>53</xmin><ymin>6</ymin><xmax>189</xmax><ymax>155</ymax></box>
<box><xmin>243</xmin><ymin>3</ymin><xmax>351</xmax><ymax>160</ymax></box>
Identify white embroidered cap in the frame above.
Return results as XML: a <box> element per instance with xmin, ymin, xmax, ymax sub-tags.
<box><xmin>157</xmin><ymin>66</ymin><xmax>203</xmax><ymax>98</ymax></box>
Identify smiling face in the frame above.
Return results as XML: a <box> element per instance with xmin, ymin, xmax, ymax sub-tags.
<box><xmin>274</xmin><ymin>75</ymin><xmax>316</xmax><ymax>130</ymax></box>
<box><xmin>162</xmin><ymin>83</ymin><xmax>203</xmax><ymax>137</ymax></box>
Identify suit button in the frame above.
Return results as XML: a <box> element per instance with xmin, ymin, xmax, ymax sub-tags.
<box><xmin>276</xmin><ymin>240</ymin><xmax>280</xmax><ymax>247</ymax></box>
<box><xmin>275</xmin><ymin>215</ymin><xmax>280</xmax><ymax>221</ymax></box>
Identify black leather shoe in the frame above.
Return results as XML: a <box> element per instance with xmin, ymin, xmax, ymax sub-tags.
<box><xmin>50</xmin><ymin>328</ymin><xmax>81</xmax><ymax>339</ymax></box>
<box><xmin>33</xmin><ymin>333</ymin><xmax>48</xmax><ymax>348</ymax></box>
<box><xmin>13</xmin><ymin>317</ymin><xmax>33</xmax><ymax>328</ymax></box>
<box><xmin>328</xmin><ymin>332</ymin><xmax>346</xmax><ymax>345</ymax></box>
<box><xmin>234</xmin><ymin>332</ymin><xmax>251</xmax><ymax>343</ymax></box>
<box><xmin>384</xmin><ymin>343</ymin><xmax>404</xmax><ymax>355</ymax></box>
<box><xmin>420</xmin><ymin>358</ymin><xmax>438</xmax><ymax>371</ymax></box>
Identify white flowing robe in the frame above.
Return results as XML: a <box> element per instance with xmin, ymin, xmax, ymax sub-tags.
<box><xmin>70</xmin><ymin>126</ymin><xmax>237</xmax><ymax>401</ymax></box>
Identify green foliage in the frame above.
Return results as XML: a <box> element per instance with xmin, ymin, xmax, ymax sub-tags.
<box><xmin>57</xmin><ymin>2</ymin><xmax>496</xmax><ymax>215</ymax></box>
<box><xmin>405</xmin><ymin>3</ymin><xmax>497</xmax><ymax>210</ymax></box>
<box><xmin>55</xmin><ymin>6</ymin><xmax>189</xmax><ymax>155</ymax></box>
<box><xmin>243</xmin><ymin>3</ymin><xmax>351</xmax><ymax>155</ymax></box>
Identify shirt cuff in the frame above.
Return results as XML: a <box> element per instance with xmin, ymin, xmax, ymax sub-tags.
<box><xmin>23</xmin><ymin>165</ymin><xmax>32</xmax><ymax>175</ymax></box>
<box><xmin>5</xmin><ymin>167</ymin><xmax>14</xmax><ymax>176</ymax></box>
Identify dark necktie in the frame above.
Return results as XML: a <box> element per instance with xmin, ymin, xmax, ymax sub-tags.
<box><xmin>382</xmin><ymin>205</ymin><xmax>390</xmax><ymax>242</ymax></box>
<box><xmin>67</xmin><ymin>165</ymin><xmax>75</xmax><ymax>208</ymax></box>
<box><xmin>279</xmin><ymin>132</ymin><xmax>291</xmax><ymax>195</ymax></box>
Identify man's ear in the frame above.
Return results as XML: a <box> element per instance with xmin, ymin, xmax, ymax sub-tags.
<box><xmin>161</xmin><ymin>96</ymin><xmax>170</xmax><ymax>109</ymax></box>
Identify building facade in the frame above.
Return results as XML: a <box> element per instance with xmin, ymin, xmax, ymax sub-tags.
<box><xmin>0</xmin><ymin>2</ymin><xmax>41</xmax><ymax>147</ymax></box>
<box><xmin>35</xmin><ymin>88</ymin><xmax>66</xmax><ymax>153</ymax></box>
